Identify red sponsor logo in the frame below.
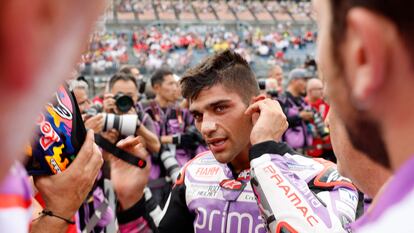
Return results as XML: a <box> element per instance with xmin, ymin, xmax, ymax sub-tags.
<box><xmin>220</xmin><ymin>179</ymin><xmax>245</xmax><ymax>190</ymax></box>
<box><xmin>263</xmin><ymin>165</ymin><xmax>320</xmax><ymax>227</ymax></box>
<box><xmin>37</xmin><ymin>114</ymin><xmax>60</xmax><ymax>150</ymax></box>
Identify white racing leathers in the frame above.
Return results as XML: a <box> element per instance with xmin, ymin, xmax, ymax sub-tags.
<box><xmin>249</xmin><ymin>141</ymin><xmax>359</xmax><ymax>233</ymax></box>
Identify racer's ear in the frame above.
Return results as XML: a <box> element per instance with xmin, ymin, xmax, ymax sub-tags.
<box><xmin>250</xmin><ymin>95</ymin><xmax>266</xmax><ymax>104</ymax></box>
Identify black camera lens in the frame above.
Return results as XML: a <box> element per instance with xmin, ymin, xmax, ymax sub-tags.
<box><xmin>114</xmin><ymin>94</ymin><xmax>134</xmax><ymax>113</ymax></box>
<box><xmin>266</xmin><ymin>90</ymin><xmax>279</xmax><ymax>98</ymax></box>
<box><xmin>258</xmin><ymin>79</ymin><xmax>266</xmax><ymax>90</ymax></box>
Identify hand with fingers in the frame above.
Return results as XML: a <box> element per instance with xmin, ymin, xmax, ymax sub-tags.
<box><xmin>245</xmin><ymin>96</ymin><xmax>289</xmax><ymax>145</ymax></box>
<box><xmin>34</xmin><ymin>130</ymin><xmax>104</xmax><ymax>221</ymax></box>
<box><xmin>101</xmin><ymin>128</ymin><xmax>120</xmax><ymax>144</ymax></box>
<box><xmin>110</xmin><ymin>136</ymin><xmax>151</xmax><ymax>210</ymax></box>
<box><xmin>84</xmin><ymin>113</ymin><xmax>104</xmax><ymax>133</ymax></box>
<box><xmin>299</xmin><ymin>110</ymin><xmax>314</xmax><ymax>121</ymax></box>
<box><xmin>103</xmin><ymin>93</ymin><xmax>116</xmax><ymax>113</ymax></box>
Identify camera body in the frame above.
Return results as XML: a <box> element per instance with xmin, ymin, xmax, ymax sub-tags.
<box><xmin>82</xmin><ymin>99</ymin><xmax>138</xmax><ymax>137</ymax></box>
<box><xmin>258</xmin><ymin>79</ymin><xmax>279</xmax><ymax>98</ymax></box>
<box><xmin>114</xmin><ymin>93</ymin><xmax>134</xmax><ymax>113</ymax></box>
<box><xmin>83</xmin><ymin>104</ymin><xmax>102</xmax><ymax>117</ymax></box>
<box><xmin>160</xmin><ymin>148</ymin><xmax>181</xmax><ymax>183</ymax></box>
<box><xmin>312</xmin><ymin>109</ymin><xmax>329</xmax><ymax>138</ymax></box>
<box><xmin>258</xmin><ymin>79</ymin><xmax>266</xmax><ymax>91</ymax></box>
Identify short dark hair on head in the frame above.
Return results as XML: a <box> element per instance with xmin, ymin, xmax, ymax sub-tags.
<box><xmin>119</xmin><ymin>66</ymin><xmax>134</xmax><ymax>75</ymax></box>
<box><xmin>119</xmin><ymin>65</ymin><xmax>139</xmax><ymax>75</ymax></box>
<box><xmin>108</xmin><ymin>72</ymin><xmax>138</xmax><ymax>91</ymax></box>
<box><xmin>150</xmin><ymin>68</ymin><xmax>173</xmax><ymax>87</ymax></box>
<box><xmin>180</xmin><ymin>49</ymin><xmax>259</xmax><ymax>104</ymax></box>
<box><xmin>330</xmin><ymin>0</ymin><xmax>414</xmax><ymax>68</ymax></box>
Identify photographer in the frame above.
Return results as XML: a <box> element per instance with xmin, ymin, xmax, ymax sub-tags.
<box><xmin>141</xmin><ymin>68</ymin><xmax>202</xmax><ymax>207</ymax></box>
<box><xmin>279</xmin><ymin>68</ymin><xmax>313</xmax><ymax>154</ymax></box>
<box><xmin>102</xmin><ymin>73</ymin><xmax>160</xmax><ymax>154</ymax></box>
<box><xmin>145</xmin><ymin>69</ymin><xmax>201</xmax><ymax>165</ymax></box>
<box><xmin>305</xmin><ymin>78</ymin><xmax>335</xmax><ymax>162</ymax></box>
<box><xmin>119</xmin><ymin>65</ymin><xmax>148</xmax><ymax>101</ymax></box>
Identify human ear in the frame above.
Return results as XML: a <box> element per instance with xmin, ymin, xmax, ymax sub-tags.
<box><xmin>250</xmin><ymin>95</ymin><xmax>266</xmax><ymax>105</ymax></box>
<box><xmin>343</xmin><ymin>8</ymin><xmax>396</xmax><ymax>105</ymax></box>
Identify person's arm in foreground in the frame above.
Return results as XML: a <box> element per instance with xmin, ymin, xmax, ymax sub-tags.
<box><xmin>109</xmin><ymin>136</ymin><xmax>160</xmax><ymax>233</ymax></box>
<box><xmin>136</xmin><ymin>116</ymin><xmax>161</xmax><ymax>154</ymax></box>
<box><xmin>246</xmin><ymin>97</ymin><xmax>359</xmax><ymax>233</ymax></box>
<box><xmin>31</xmin><ymin>130</ymin><xmax>103</xmax><ymax>233</ymax></box>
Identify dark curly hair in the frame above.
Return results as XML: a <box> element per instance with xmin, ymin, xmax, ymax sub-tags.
<box><xmin>180</xmin><ymin>49</ymin><xmax>259</xmax><ymax>104</ymax></box>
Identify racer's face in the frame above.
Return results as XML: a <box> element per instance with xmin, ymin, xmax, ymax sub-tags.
<box><xmin>313</xmin><ymin>0</ymin><xmax>389</xmax><ymax>167</ymax></box>
<box><xmin>190</xmin><ymin>84</ymin><xmax>252</xmax><ymax>168</ymax></box>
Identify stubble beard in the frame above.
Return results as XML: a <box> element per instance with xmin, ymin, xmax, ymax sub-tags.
<box><xmin>329</xmin><ymin>61</ymin><xmax>390</xmax><ymax>169</ymax></box>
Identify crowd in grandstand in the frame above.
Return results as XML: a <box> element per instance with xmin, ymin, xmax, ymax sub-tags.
<box><xmin>78</xmin><ymin>25</ymin><xmax>316</xmax><ymax>76</ymax></box>
<box><xmin>114</xmin><ymin>0</ymin><xmax>314</xmax><ymax>21</ymax></box>
<box><xmin>79</xmin><ymin>32</ymin><xmax>129</xmax><ymax>74</ymax></box>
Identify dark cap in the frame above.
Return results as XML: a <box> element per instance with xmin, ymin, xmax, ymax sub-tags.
<box><xmin>287</xmin><ymin>68</ymin><xmax>312</xmax><ymax>83</ymax></box>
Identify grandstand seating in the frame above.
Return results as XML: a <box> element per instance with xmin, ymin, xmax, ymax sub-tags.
<box><xmin>80</xmin><ymin>0</ymin><xmax>316</xmax><ymax>88</ymax></box>
<box><xmin>110</xmin><ymin>0</ymin><xmax>313</xmax><ymax>23</ymax></box>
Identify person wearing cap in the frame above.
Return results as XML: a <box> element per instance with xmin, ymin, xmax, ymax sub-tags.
<box><xmin>278</xmin><ymin>68</ymin><xmax>314</xmax><ymax>154</ymax></box>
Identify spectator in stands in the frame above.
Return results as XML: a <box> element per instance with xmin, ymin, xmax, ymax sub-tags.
<box><xmin>80</xmin><ymin>32</ymin><xmax>128</xmax><ymax>75</ymax></box>
<box><xmin>279</xmin><ymin>68</ymin><xmax>313</xmax><ymax>154</ymax></box>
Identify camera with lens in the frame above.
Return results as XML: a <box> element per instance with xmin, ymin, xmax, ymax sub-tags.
<box><xmin>312</xmin><ymin>110</ymin><xmax>329</xmax><ymax>138</ymax></box>
<box><xmin>258</xmin><ymin>79</ymin><xmax>266</xmax><ymax>90</ymax></box>
<box><xmin>266</xmin><ymin>90</ymin><xmax>279</xmax><ymax>99</ymax></box>
<box><xmin>258</xmin><ymin>79</ymin><xmax>279</xmax><ymax>98</ymax></box>
<box><xmin>186</xmin><ymin>126</ymin><xmax>205</xmax><ymax>147</ymax></box>
<box><xmin>114</xmin><ymin>93</ymin><xmax>134</xmax><ymax>113</ymax></box>
<box><xmin>83</xmin><ymin>104</ymin><xmax>102</xmax><ymax>116</ymax></box>
<box><xmin>102</xmin><ymin>113</ymin><xmax>139</xmax><ymax>136</ymax></box>
<box><xmin>160</xmin><ymin>147</ymin><xmax>181</xmax><ymax>183</ymax></box>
